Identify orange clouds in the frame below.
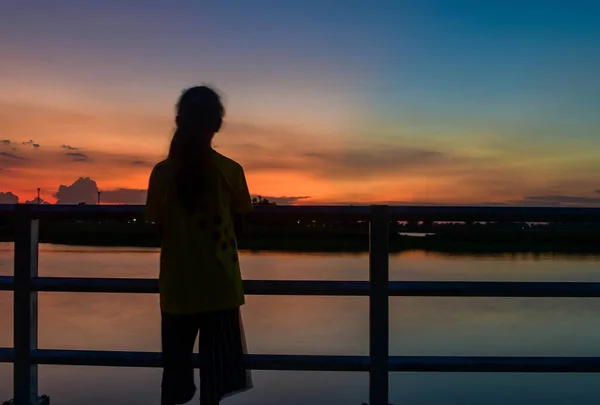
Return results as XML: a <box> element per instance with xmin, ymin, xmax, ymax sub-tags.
<box><xmin>2</xmin><ymin>99</ymin><xmax>600</xmax><ymax>206</ymax></box>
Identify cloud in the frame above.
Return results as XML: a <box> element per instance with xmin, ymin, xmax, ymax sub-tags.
<box><xmin>61</xmin><ymin>145</ymin><xmax>89</xmax><ymax>161</ymax></box>
<box><xmin>66</xmin><ymin>152</ymin><xmax>90</xmax><ymax>162</ymax></box>
<box><xmin>21</xmin><ymin>140</ymin><xmax>40</xmax><ymax>148</ymax></box>
<box><xmin>252</xmin><ymin>195</ymin><xmax>310</xmax><ymax>205</ymax></box>
<box><xmin>0</xmin><ymin>191</ymin><xmax>19</xmax><ymax>204</ymax></box>
<box><xmin>54</xmin><ymin>177</ymin><xmax>99</xmax><ymax>204</ymax></box>
<box><xmin>61</xmin><ymin>145</ymin><xmax>80</xmax><ymax>151</ymax></box>
<box><xmin>0</xmin><ymin>151</ymin><xmax>26</xmax><ymax>160</ymax></box>
<box><xmin>302</xmin><ymin>146</ymin><xmax>467</xmax><ymax>179</ymax></box>
<box><xmin>237</xmin><ymin>143</ymin><xmax>473</xmax><ymax>179</ymax></box>
<box><xmin>2</xmin><ymin>139</ymin><xmax>41</xmax><ymax>148</ymax></box>
<box><xmin>54</xmin><ymin>177</ymin><xmax>148</xmax><ymax>204</ymax></box>
<box><xmin>100</xmin><ymin>188</ymin><xmax>147</xmax><ymax>204</ymax></box>
<box><xmin>131</xmin><ymin>160</ymin><xmax>154</xmax><ymax>167</ymax></box>
<box><xmin>306</xmin><ymin>147</ymin><xmax>443</xmax><ymax>168</ymax></box>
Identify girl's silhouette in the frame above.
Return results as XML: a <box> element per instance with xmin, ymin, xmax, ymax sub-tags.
<box><xmin>146</xmin><ymin>86</ymin><xmax>253</xmax><ymax>405</ymax></box>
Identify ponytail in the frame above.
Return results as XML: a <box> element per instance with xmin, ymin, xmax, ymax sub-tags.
<box><xmin>167</xmin><ymin>86</ymin><xmax>225</xmax><ymax>216</ymax></box>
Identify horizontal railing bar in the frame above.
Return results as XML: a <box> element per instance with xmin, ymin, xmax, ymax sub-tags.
<box><xmin>390</xmin><ymin>356</ymin><xmax>600</xmax><ymax>373</ymax></box>
<box><xmin>6</xmin><ymin>277</ymin><xmax>600</xmax><ymax>298</ymax></box>
<box><xmin>29</xmin><ymin>277</ymin><xmax>370</xmax><ymax>296</ymax></box>
<box><xmin>0</xmin><ymin>348</ymin><xmax>13</xmax><ymax>363</ymax></box>
<box><xmin>33</xmin><ymin>349</ymin><xmax>367</xmax><ymax>371</ymax></box>
<box><xmin>0</xmin><ymin>276</ymin><xmax>13</xmax><ymax>291</ymax></box>
<box><xmin>2</xmin><ymin>204</ymin><xmax>600</xmax><ymax>222</ymax></box>
<box><xmin>389</xmin><ymin>281</ymin><xmax>600</xmax><ymax>297</ymax></box>
<box><xmin>30</xmin><ymin>277</ymin><xmax>153</xmax><ymax>293</ymax></box>
<box><xmin>3</xmin><ymin>348</ymin><xmax>600</xmax><ymax>373</ymax></box>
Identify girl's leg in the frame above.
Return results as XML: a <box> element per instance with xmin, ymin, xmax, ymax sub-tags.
<box><xmin>161</xmin><ymin>312</ymin><xmax>199</xmax><ymax>405</ymax></box>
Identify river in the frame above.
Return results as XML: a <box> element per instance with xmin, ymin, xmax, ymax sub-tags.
<box><xmin>2</xmin><ymin>243</ymin><xmax>600</xmax><ymax>404</ymax></box>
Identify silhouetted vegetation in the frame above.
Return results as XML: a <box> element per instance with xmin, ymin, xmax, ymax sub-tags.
<box><xmin>252</xmin><ymin>196</ymin><xmax>277</xmax><ymax>206</ymax></box>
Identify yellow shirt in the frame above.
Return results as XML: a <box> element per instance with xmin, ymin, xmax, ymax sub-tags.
<box><xmin>145</xmin><ymin>152</ymin><xmax>253</xmax><ymax>314</ymax></box>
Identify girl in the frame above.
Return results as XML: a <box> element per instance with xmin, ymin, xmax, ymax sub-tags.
<box><xmin>146</xmin><ymin>86</ymin><xmax>254</xmax><ymax>405</ymax></box>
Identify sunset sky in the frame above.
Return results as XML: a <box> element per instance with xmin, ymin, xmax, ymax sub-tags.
<box><xmin>1</xmin><ymin>0</ymin><xmax>600</xmax><ymax>205</ymax></box>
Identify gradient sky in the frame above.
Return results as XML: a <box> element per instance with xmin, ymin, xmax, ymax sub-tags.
<box><xmin>1</xmin><ymin>0</ymin><xmax>600</xmax><ymax>205</ymax></box>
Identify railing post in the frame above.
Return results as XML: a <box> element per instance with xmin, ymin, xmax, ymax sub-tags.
<box><xmin>368</xmin><ymin>205</ymin><xmax>389</xmax><ymax>405</ymax></box>
<box><xmin>11</xmin><ymin>204</ymin><xmax>47</xmax><ymax>405</ymax></box>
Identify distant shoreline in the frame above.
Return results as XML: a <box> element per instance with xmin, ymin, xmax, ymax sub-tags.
<box><xmin>2</xmin><ymin>233</ymin><xmax>600</xmax><ymax>255</ymax></box>
<box><xmin>2</xmin><ymin>221</ymin><xmax>600</xmax><ymax>255</ymax></box>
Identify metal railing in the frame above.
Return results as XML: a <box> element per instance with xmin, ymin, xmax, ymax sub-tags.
<box><xmin>2</xmin><ymin>204</ymin><xmax>600</xmax><ymax>405</ymax></box>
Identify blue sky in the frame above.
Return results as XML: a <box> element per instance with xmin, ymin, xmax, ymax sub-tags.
<box><xmin>1</xmin><ymin>0</ymin><xmax>599</xmax><ymax>205</ymax></box>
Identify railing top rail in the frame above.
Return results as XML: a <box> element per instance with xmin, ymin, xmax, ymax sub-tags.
<box><xmin>6</xmin><ymin>276</ymin><xmax>600</xmax><ymax>298</ymax></box>
<box><xmin>2</xmin><ymin>204</ymin><xmax>600</xmax><ymax>222</ymax></box>
<box><xmin>6</xmin><ymin>348</ymin><xmax>600</xmax><ymax>373</ymax></box>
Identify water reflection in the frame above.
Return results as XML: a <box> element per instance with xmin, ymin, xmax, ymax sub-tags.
<box><xmin>2</xmin><ymin>244</ymin><xmax>600</xmax><ymax>404</ymax></box>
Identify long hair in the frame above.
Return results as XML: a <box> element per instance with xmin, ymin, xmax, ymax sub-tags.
<box><xmin>168</xmin><ymin>86</ymin><xmax>225</xmax><ymax>216</ymax></box>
